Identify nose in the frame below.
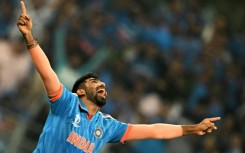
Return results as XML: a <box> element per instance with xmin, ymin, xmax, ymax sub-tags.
<box><xmin>99</xmin><ymin>81</ymin><xmax>106</xmax><ymax>88</ymax></box>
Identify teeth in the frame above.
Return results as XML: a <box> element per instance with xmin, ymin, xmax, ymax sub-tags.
<box><xmin>97</xmin><ymin>88</ymin><xmax>104</xmax><ymax>93</ymax></box>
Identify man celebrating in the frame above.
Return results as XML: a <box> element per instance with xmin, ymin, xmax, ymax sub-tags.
<box><xmin>17</xmin><ymin>1</ymin><xmax>220</xmax><ymax>153</ymax></box>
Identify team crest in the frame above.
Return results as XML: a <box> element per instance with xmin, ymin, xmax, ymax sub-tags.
<box><xmin>72</xmin><ymin>114</ymin><xmax>81</xmax><ymax>128</ymax></box>
<box><xmin>94</xmin><ymin>127</ymin><xmax>103</xmax><ymax>138</ymax></box>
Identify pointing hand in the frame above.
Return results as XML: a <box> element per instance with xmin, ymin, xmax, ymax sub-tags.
<box><xmin>195</xmin><ymin>117</ymin><xmax>221</xmax><ymax>135</ymax></box>
<box><xmin>17</xmin><ymin>1</ymin><xmax>32</xmax><ymax>35</ymax></box>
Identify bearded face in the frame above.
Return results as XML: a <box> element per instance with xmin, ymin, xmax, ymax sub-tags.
<box><xmin>84</xmin><ymin>78</ymin><xmax>107</xmax><ymax>107</ymax></box>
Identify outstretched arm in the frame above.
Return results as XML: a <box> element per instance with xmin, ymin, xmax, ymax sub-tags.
<box><xmin>125</xmin><ymin>117</ymin><xmax>221</xmax><ymax>141</ymax></box>
<box><xmin>17</xmin><ymin>1</ymin><xmax>61</xmax><ymax>99</ymax></box>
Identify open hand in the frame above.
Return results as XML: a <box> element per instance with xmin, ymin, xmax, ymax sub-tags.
<box><xmin>17</xmin><ymin>1</ymin><xmax>32</xmax><ymax>35</ymax></box>
<box><xmin>195</xmin><ymin>117</ymin><xmax>221</xmax><ymax>135</ymax></box>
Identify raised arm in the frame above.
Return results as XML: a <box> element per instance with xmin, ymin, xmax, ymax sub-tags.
<box><xmin>17</xmin><ymin>1</ymin><xmax>61</xmax><ymax>99</ymax></box>
<box><xmin>125</xmin><ymin>117</ymin><xmax>221</xmax><ymax>141</ymax></box>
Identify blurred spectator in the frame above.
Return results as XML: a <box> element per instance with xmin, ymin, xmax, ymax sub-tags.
<box><xmin>0</xmin><ymin>40</ymin><xmax>32</xmax><ymax>99</ymax></box>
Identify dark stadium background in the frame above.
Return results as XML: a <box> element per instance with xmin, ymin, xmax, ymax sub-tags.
<box><xmin>0</xmin><ymin>0</ymin><xmax>244</xmax><ymax>153</ymax></box>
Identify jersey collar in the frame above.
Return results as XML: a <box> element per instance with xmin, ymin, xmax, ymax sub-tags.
<box><xmin>79</xmin><ymin>99</ymin><xmax>89</xmax><ymax>112</ymax></box>
<box><xmin>78</xmin><ymin>99</ymin><xmax>100</xmax><ymax>120</ymax></box>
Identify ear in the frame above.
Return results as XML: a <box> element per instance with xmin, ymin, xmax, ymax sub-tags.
<box><xmin>76</xmin><ymin>89</ymin><xmax>85</xmax><ymax>97</ymax></box>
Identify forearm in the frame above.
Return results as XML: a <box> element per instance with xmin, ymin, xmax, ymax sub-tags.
<box><xmin>126</xmin><ymin>124</ymin><xmax>183</xmax><ymax>141</ymax></box>
<box><xmin>152</xmin><ymin>124</ymin><xmax>200</xmax><ymax>138</ymax></box>
<box><xmin>152</xmin><ymin>124</ymin><xmax>183</xmax><ymax>139</ymax></box>
<box><xmin>23</xmin><ymin>32</ymin><xmax>60</xmax><ymax>96</ymax></box>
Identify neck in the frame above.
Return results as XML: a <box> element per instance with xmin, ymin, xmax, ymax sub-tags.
<box><xmin>81</xmin><ymin>98</ymin><xmax>100</xmax><ymax>116</ymax></box>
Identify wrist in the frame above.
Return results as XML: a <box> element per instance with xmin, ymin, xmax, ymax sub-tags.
<box><xmin>181</xmin><ymin>124</ymin><xmax>198</xmax><ymax>136</ymax></box>
<box><xmin>23</xmin><ymin>32</ymin><xmax>38</xmax><ymax>49</ymax></box>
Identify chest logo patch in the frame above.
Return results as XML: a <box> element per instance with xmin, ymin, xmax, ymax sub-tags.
<box><xmin>94</xmin><ymin>127</ymin><xmax>103</xmax><ymax>138</ymax></box>
<box><xmin>72</xmin><ymin>114</ymin><xmax>81</xmax><ymax>128</ymax></box>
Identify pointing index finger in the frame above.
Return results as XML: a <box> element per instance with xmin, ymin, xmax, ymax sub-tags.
<box><xmin>208</xmin><ymin>117</ymin><xmax>221</xmax><ymax>122</ymax></box>
<box><xmin>20</xmin><ymin>1</ymin><xmax>27</xmax><ymax>14</ymax></box>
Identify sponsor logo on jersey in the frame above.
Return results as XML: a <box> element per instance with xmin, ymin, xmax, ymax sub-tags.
<box><xmin>72</xmin><ymin>114</ymin><xmax>81</xmax><ymax>128</ymax></box>
<box><xmin>66</xmin><ymin>131</ymin><xmax>95</xmax><ymax>153</ymax></box>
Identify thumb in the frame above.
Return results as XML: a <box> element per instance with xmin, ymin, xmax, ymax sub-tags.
<box><xmin>197</xmin><ymin>131</ymin><xmax>206</xmax><ymax>135</ymax></box>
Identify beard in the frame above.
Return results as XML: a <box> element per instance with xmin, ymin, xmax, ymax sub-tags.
<box><xmin>85</xmin><ymin>87</ymin><xmax>106</xmax><ymax>107</ymax></box>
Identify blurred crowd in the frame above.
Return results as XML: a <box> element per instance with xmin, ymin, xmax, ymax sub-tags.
<box><xmin>0</xmin><ymin>0</ymin><xmax>244</xmax><ymax>153</ymax></box>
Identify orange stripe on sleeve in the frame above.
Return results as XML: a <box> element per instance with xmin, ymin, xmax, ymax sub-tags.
<box><xmin>49</xmin><ymin>84</ymin><xmax>63</xmax><ymax>102</ymax></box>
<box><xmin>120</xmin><ymin>124</ymin><xmax>133</xmax><ymax>143</ymax></box>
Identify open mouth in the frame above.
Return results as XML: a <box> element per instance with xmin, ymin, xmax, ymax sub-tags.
<box><xmin>96</xmin><ymin>87</ymin><xmax>107</xmax><ymax>99</ymax></box>
<box><xmin>97</xmin><ymin>88</ymin><xmax>105</xmax><ymax>93</ymax></box>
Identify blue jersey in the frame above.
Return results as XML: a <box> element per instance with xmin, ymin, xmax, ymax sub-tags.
<box><xmin>33</xmin><ymin>85</ymin><xmax>130</xmax><ymax>153</ymax></box>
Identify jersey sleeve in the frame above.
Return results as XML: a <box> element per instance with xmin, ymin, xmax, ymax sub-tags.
<box><xmin>107</xmin><ymin>119</ymin><xmax>132</xmax><ymax>143</ymax></box>
<box><xmin>49</xmin><ymin>84</ymin><xmax>77</xmax><ymax>116</ymax></box>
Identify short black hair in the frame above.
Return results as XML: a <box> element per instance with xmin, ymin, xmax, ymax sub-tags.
<box><xmin>72</xmin><ymin>72</ymin><xmax>100</xmax><ymax>93</ymax></box>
